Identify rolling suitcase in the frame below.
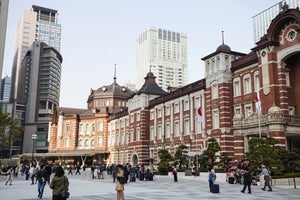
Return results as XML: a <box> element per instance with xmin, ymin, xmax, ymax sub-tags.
<box><xmin>211</xmin><ymin>184</ymin><xmax>220</xmax><ymax>193</ymax></box>
<box><xmin>229</xmin><ymin>177</ymin><xmax>234</xmax><ymax>184</ymax></box>
<box><xmin>131</xmin><ymin>176</ymin><xmax>136</xmax><ymax>182</ymax></box>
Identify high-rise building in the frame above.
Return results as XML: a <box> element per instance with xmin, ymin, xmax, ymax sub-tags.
<box><xmin>0</xmin><ymin>75</ymin><xmax>11</xmax><ymax>102</ymax></box>
<box><xmin>0</xmin><ymin>0</ymin><xmax>9</xmax><ymax>80</ymax></box>
<box><xmin>136</xmin><ymin>26</ymin><xmax>188</xmax><ymax>91</ymax></box>
<box><xmin>11</xmin><ymin>5</ymin><xmax>61</xmax><ymax>101</ymax></box>
<box><xmin>18</xmin><ymin>41</ymin><xmax>63</xmax><ymax>153</ymax></box>
<box><xmin>253</xmin><ymin>0</ymin><xmax>300</xmax><ymax>42</ymax></box>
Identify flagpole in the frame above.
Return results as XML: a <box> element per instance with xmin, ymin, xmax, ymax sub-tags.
<box><xmin>258</xmin><ymin>112</ymin><xmax>261</xmax><ymax>138</ymax></box>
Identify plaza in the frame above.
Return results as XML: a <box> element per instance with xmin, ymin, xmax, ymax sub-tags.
<box><xmin>1</xmin><ymin>170</ymin><xmax>299</xmax><ymax>200</ymax></box>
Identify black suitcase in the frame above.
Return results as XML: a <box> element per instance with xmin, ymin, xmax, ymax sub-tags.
<box><xmin>212</xmin><ymin>184</ymin><xmax>220</xmax><ymax>193</ymax></box>
<box><xmin>229</xmin><ymin>177</ymin><xmax>234</xmax><ymax>184</ymax></box>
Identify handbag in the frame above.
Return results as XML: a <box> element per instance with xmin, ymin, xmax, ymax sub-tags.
<box><xmin>62</xmin><ymin>176</ymin><xmax>70</xmax><ymax>198</ymax></box>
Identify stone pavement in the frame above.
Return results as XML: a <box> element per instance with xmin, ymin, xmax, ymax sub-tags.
<box><xmin>1</xmin><ymin>170</ymin><xmax>299</xmax><ymax>200</ymax></box>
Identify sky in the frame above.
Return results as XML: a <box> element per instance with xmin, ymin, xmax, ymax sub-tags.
<box><xmin>3</xmin><ymin>0</ymin><xmax>279</xmax><ymax>109</ymax></box>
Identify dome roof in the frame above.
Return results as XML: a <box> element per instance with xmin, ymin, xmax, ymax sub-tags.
<box><xmin>268</xmin><ymin>105</ymin><xmax>282</xmax><ymax>114</ymax></box>
<box><xmin>216</xmin><ymin>44</ymin><xmax>231</xmax><ymax>52</ymax></box>
<box><xmin>137</xmin><ymin>71</ymin><xmax>167</xmax><ymax>95</ymax></box>
<box><xmin>90</xmin><ymin>81</ymin><xmax>134</xmax><ymax>99</ymax></box>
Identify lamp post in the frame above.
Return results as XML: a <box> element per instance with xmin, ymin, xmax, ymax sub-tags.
<box><xmin>31</xmin><ymin>133</ymin><xmax>37</xmax><ymax>164</ymax></box>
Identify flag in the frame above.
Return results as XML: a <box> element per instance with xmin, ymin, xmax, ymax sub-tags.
<box><xmin>196</xmin><ymin>105</ymin><xmax>204</xmax><ymax>122</ymax></box>
<box><xmin>255</xmin><ymin>90</ymin><xmax>261</xmax><ymax>113</ymax></box>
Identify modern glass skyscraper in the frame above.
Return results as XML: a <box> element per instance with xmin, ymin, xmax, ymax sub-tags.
<box><xmin>0</xmin><ymin>0</ymin><xmax>9</xmax><ymax>81</ymax></box>
<box><xmin>0</xmin><ymin>75</ymin><xmax>11</xmax><ymax>102</ymax></box>
<box><xmin>11</xmin><ymin>5</ymin><xmax>61</xmax><ymax>101</ymax></box>
<box><xmin>253</xmin><ymin>0</ymin><xmax>300</xmax><ymax>42</ymax></box>
<box><xmin>136</xmin><ymin>26</ymin><xmax>188</xmax><ymax>91</ymax></box>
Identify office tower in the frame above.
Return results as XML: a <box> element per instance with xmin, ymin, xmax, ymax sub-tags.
<box><xmin>18</xmin><ymin>41</ymin><xmax>63</xmax><ymax>153</ymax></box>
<box><xmin>0</xmin><ymin>0</ymin><xmax>9</xmax><ymax>81</ymax></box>
<box><xmin>0</xmin><ymin>75</ymin><xmax>11</xmax><ymax>102</ymax></box>
<box><xmin>136</xmin><ymin>26</ymin><xmax>188</xmax><ymax>91</ymax></box>
<box><xmin>11</xmin><ymin>5</ymin><xmax>61</xmax><ymax>101</ymax></box>
<box><xmin>253</xmin><ymin>0</ymin><xmax>300</xmax><ymax>42</ymax></box>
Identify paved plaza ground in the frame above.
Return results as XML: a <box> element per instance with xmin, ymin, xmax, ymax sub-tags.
<box><xmin>1</xmin><ymin>170</ymin><xmax>299</xmax><ymax>200</ymax></box>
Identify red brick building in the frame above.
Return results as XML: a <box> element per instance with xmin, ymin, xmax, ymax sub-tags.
<box><xmin>49</xmin><ymin>8</ymin><xmax>300</xmax><ymax>167</ymax></box>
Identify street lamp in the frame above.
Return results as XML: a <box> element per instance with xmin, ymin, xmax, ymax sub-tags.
<box><xmin>31</xmin><ymin>133</ymin><xmax>37</xmax><ymax>164</ymax></box>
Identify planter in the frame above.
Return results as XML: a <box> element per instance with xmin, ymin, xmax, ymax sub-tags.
<box><xmin>185</xmin><ymin>170</ymin><xmax>200</xmax><ymax>176</ymax></box>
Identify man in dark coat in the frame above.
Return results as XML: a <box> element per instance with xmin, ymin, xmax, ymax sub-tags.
<box><xmin>241</xmin><ymin>168</ymin><xmax>251</xmax><ymax>194</ymax></box>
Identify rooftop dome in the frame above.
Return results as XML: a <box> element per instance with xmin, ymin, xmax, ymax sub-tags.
<box><xmin>216</xmin><ymin>44</ymin><xmax>231</xmax><ymax>51</ymax></box>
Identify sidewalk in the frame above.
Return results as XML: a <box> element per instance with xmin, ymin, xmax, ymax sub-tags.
<box><xmin>1</xmin><ymin>170</ymin><xmax>299</xmax><ymax>200</ymax></box>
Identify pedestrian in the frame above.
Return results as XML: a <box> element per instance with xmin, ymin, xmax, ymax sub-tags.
<box><xmin>36</xmin><ymin>165</ymin><xmax>47</xmax><ymax>199</ymax></box>
<box><xmin>50</xmin><ymin>165</ymin><xmax>69</xmax><ymax>200</ymax></box>
<box><xmin>259</xmin><ymin>165</ymin><xmax>272</xmax><ymax>191</ymax></box>
<box><xmin>208</xmin><ymin>168</ymin><xmax>214</xmax><ymax>192</ymax></box>
<box><xmin>172</xmin><ymin>167</ymin><xmax>178</xmax><ymax>182</ymax></box>
<box><xmin>115</xmin><ymin>164</ymin><xmax>125</xmax><ymax>200</ymax></box>
<box><xmin>30</xmin><ymin>165</ymin><xmax>37</xmax><ymax>185</ymax></box>
<box><xmin>75</xmin><ymin>165</ymin><xmax>81</xmax><ymax>175</ymax></box>
<box><xmin>5</xmin><ymin>166</ymin><xmax>13</xmax><ymax>186</ymax></box>
<box><xmin>240</xmin><ymin>168</ymin><xmax>251</xmax><ymax>194</ymax></box>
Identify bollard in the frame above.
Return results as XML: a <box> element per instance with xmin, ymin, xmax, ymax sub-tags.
<box><xmin>294</xmin><ymin>177</ymin><xmax>296</xmax><ymax>189</ymax></box>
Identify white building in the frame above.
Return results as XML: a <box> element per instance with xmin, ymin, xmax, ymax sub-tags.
<box><xmin>11</xmin><ymin>5</ymin><xmax>62</xmax><ymax>101</ymax></box>
<box><xmin>136</xmin><ymin>26</ymin><xmax>188</xmax><ymax>91</ymax></box>
<box><xmin>253</xmin><ymin>0</ymin><xmax>300</xmax><ymax>42</ymax></box>
<box><xmin>0</xmin><ymin>0</ymin><xmax>9</xmax><ymax>80</ymax></box>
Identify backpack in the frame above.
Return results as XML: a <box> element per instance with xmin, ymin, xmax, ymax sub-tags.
<box><xmin>118</xmin><ymin>176</ymin><xmax>126</xmax><ymax>184</ymax></box>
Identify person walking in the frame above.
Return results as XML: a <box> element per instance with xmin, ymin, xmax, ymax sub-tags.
<box><xmin>240</xmin><ymin>168</ymin><xmax>251</xmax><ymax>194</ymax></box>
<box><xmin>30</xmin><ymin>165</ymin><xmax>37</xmax><ymax>185</ymax></box>
<box><xmin>172</xmin><ymin>167</ymin><xmax>178</xmax><ymax>182</ymax></box>
<box><xmin>5</xmin><ymin>166</ymin><xmax>13</xmax><ymax>186</ymax></box>
<box><xmin>50</xmin><ymin>165</ymin><xmax>69</xmax><ymax>200</ymax></box>
<box><xmin>115</xmin><ymin>164</ymin><xmax>125</xmax><ymax>200</ymax></box>
<box><xmin>259</xmin><ymin>165</ymin><xmax>272</xmax><ymax>191</ymax></box>
<box><xmin>36</xmin><ymin>165</ymin><xmax>47</xmax><ymax>199</ymax></box>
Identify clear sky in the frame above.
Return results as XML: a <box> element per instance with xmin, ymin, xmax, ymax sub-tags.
<box><xmin>3</xmin><ymin>0</ymin><xmax>279</xmax><ymax>108</ymax></box>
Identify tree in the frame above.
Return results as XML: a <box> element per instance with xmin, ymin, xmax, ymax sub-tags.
<box><xmin>199</xmin><ymin>137</ymin><xmax>220</xmax><ymax>169</ymax></box>
<box><xmin>0</xmin><ymin>111</ymin><xmax>23</xmax><ymax>157</ymax></box>
<box><xmin>278</xmin><ymin>150</ymin><xmax>300</xmax><ymax>173</ymax></box>
<box><xmin>245</xmin><ymin>137</ymin><xmax>283</xmax><ymax>175</ymax></box>
<box><xmin>173</xmin><ymin>144</ymin><xmax>189</xmax><ymax>169</ymax></box>
<box><xmin>157</xmin><ymin>149</ymin><xmax>172</xmax><ymax>174</ymax></box>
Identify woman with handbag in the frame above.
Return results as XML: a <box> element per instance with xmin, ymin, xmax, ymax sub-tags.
<box><xmin>50</xmin><ymin>165</ymin><xmax>69</xmax><ymax>200</ymax></box>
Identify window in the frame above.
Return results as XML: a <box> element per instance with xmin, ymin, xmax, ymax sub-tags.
<box><xmin>211</xmin><ymin>83</ymin><xmax>218</xmax><ymax>99</ymax></box>
<box><xmin>150</xmin><ymin>111</ymin><xmax>154</xmax><ymax>120</ymax></box>
<box><xmin>165</xmin><ymin>122</ymin><xmax>170</xmax><ymax>138</ymax></box>
<box><xmin>184</xmin><ymin>119</ymin><xmax>190</xmax><ymax>135</ymax></box>
<box><xmin>78</xmin><ymin>139</ymin><xmax>83</xmax><ymax>149</ymax></box>
<box><xmin>157</xmin><ymin>125</ymin><xmax>162</xmax><ymax>139</ymax></box>
<box><xmin>98</xmin><ymin>136</ymin><xmax>103</xmax><ymax>147</ymax></box>
<box><xmin>150</xmin><ymin>126</ymin><xmax>154</xmax><ymax>140</ymax></box>
<box><xmin>174</xmin><ymin>121</ymin><xmax>179</xmax><ymax>137</ymax></box>
<box><xmin>244</xmin><ymin>103</ymin><xmax>252</xmax><ymax>118</ymax></box>
<box><xmin>79</xmin><ymin>124</ymin><xmax>84</xmax><ymax>135</ymax></box>
<box><xmin>286</xmin><ymin>71</ymin><xmax>290</xmax><ymax>87</ymax></box>
<box><xmin>64</xmin><ymin>137</ymin><xmax>70</xmax><ymax>147</ymax></box>
<box><xmin>84</xmin><ymin>139</ymin><xmax>89</xmax><ymax>149</ymax></box>
<box><xmin>243</xmin><ymin>74</ymin><xmax>251</xmax><ymax>94</ymax></box>
<box><xmin>130</xmin><ymin>129</ymin><xmax>134</xmax><ymax>142</ymax></box>
<box><xmin>137</xmin><ymin>112</ymin><xmax>140</xmax><ymax>121</ymax></box>
<box><xmin>212</xmin><ymin>108</ymin><xmax>219</xmax><ymax>129</ymax></box>
<box><xmin>174</xmin><ymin>103</ymin><xmax>179</xmax><ymax>113</ymax></box>
<box><xmin>254</xmin><ymin>72</ymin><xmax>260</xmax><ymax>91</ymax></box>
<box><xmin>91</xmin><ymin>139</ymin><xmax>94</xmax><ymax>148</ymax></box>
<box><xmin>136</xmin><ymin>128</ymin><xmax>140</xmax><ymax>141</ymax></box>
<box><xmin>233</xmin><ymin>78</ymin><xmax>241</xmax><ymax>97</ymax></box>
<box><xmin>165</xmin><ymin>106</ymin><xmax>170</xmax><ymax>116</ymax></box>
<box><xmin>66</xmin><ymin>123</ymin><xmax>70</xmax><ymax>132</ymax></box>
<box><xmin>184</xmin><ymin>100</ymin><xmax>189</xmax><ymax>111</ymax></box>
<box><xmin>98</xmin><ymin>120</ymin><xmax>103</xmax><ymax>131</ymax></box>
<box><xmin>234</xmin><ymin>106</ymin><xmax>242</xmax><ymax>115</ymax></box>
<box><xmin>288</xmin><ymin>106</ymin><xmax>295</xmax><ymax>115</ymax></box>
<box><xmin>157</xmin><ymin>108</ymin><xmax>162</xmax><ymax>118</ymax></box>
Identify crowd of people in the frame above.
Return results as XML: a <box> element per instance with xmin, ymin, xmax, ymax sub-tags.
<box><xmin>0</xmin><ymin>160</ymin><xmax>273</xmax><ymax>199</ymax></box>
